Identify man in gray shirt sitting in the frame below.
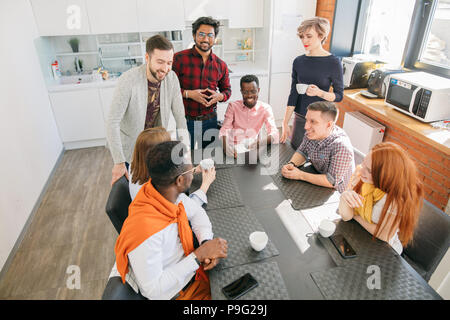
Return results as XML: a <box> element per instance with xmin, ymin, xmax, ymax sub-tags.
<box><xmin>106</xmin><ymin>35</ymin><xmax>189</xmax><ymax>185</ymax></box>
<box><xmin>281</xmin><ymin>101</ymin><xmax>355</xmax><ymax>193</ymax></box>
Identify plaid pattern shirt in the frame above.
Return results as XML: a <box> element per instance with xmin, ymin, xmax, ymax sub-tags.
<box><xmin>173</xmin><ymin>46</ymin><xmax>231</xmax><ymax>117</ymax></box>
<box><xmin>296</xmin><ymin>125</ymin><xmax>355</xmax><ymax>193</ymax></box>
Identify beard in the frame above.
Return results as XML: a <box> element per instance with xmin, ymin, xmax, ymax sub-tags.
<box><xmin>195</xmin><ymin>40</ymin><xmax>212</xmax><ymax>52</ymax></box>
<box><xmin>182</xmin><ymin>180</ymin><xmax>191</xmax><ymax>195</ymax></box>
<box><xmin>148</xmin><ymin>65</ymin><xmax>165</xmax><ymax>82</ymax></box>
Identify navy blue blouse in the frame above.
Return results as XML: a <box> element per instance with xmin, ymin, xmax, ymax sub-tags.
<box><xmin>287</xmin><ymin>54</ymin><xmax>344</xmax><ymax>116</ymax></box>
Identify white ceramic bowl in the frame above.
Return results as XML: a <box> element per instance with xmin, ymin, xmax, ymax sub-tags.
<box><xmin>318</xmin><ymin>220</ymin><xmax>336</xmax><ymax>238</ymax></box>
<box><xmin>200</xmin><ymin>158</ymin><xmax>214</xmax><ymax>170</ymax></box>
<box><xmin>249</xmin><ymin>231</ymin><xmax>268</xmax><ymax>251</ymax></box>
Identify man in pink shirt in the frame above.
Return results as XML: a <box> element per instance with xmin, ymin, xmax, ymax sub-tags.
<box><xmin>219</xmin><ymin>75</ymin><xmax>279</xmax><ymax>157</ymax></box>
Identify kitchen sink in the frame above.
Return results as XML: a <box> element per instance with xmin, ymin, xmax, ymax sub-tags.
<box><xmin>59</xmin><ymin>74</ymin><xmax>94</xmax><ymax>85</ymax></box>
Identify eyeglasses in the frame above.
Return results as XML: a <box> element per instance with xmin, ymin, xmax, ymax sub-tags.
<box><xmin>241</xmin><ymin>89</ymin><xmax>258</xmax><ymax>95</ymax></box>
<box><xmin>197</xmin><ymin>31</ymin><xmax>215</xmax><ymax>39</ymax></box>
<box><xmin>179</xmin><ymin>166</ymin><xmax>197</xmax><ymax>176</ymax></box>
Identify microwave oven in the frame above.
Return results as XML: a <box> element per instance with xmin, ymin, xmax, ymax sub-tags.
<box><xmin>385</xmin><ymin>72</ymin><xmax>450</xmax><ymax>122</ymax></box>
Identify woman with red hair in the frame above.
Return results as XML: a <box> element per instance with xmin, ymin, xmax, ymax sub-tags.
<box><xmin>338</xmin><ymin>142</ymin><xmax>424</xmax><ymax>254</ymax></box>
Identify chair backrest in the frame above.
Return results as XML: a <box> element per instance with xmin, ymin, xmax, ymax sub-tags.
<box><xmin>105</xmin><ymin>175</ymin><xmax>132</xmax><ymax>234</ymax></box>
<box><xmin>102</xmin><ymin>277</ymin><xmax>147</xmax><ymax>300</ymax></box>
<box><xmin>403</xmin><ymin>200</ymin><xmax>450</xmax><ymax>281</ymax></box>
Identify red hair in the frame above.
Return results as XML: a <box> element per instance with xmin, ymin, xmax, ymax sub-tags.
<box><xmin>130</xmin><ymin>127</ymin><xmax>171</xmax><ymax>185</ymax></box>
<box><xmin>354</xmin><ymin>142</ymin><xmax>423</xmax><ymax>246</ymax></box>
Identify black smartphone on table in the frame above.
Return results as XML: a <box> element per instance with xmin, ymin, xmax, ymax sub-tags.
<box><xmin>330</xmin><ymin>234</ymin><xmax>357</xmax><ymax>259</ymax></box>
<box><xmin>222</xmin><ymin>273</ymin><xmax>259</xmax><ymax>300</ymax></box>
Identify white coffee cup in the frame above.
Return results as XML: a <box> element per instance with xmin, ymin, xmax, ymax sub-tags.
<box><xmin>235</xmin><ymin>143</ymin><xmax>248</xmax><ymax>154</ymax></box>
<box><xmin>200</xmin><ymin>158</ymin><xmax>214</xmax><ymax>170</ymax></box>
<box><xmin>243</xmin><ymin>137</ymin><xmax>256</xmax><ymax>149</ymax></box>
<box><xmin>318</xmin><ymin>219</ymin><xmax>336</xmax><ymax>238</ymax></box>
<box><xmin>249</xmin><ymin>231</ymin><xmax>268</xmax><ymax>251</ymax></box>
<box><xmin>296</xmin><ymin>83</ymin><xmax>309</xmax><ymax>94</ymax></box>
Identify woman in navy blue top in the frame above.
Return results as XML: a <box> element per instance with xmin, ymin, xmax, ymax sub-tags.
<box><xmin>280</xmin><ymin>17</ymin><xmax>344</xmax><ymax>150</ymax></box>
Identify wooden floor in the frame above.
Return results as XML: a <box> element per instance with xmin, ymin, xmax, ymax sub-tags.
<box><xmin>0</xmin><ymin>147</ymin><xmax>117</xmax><ymax>299</ymax></box>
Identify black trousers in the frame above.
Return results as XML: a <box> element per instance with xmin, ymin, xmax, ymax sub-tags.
<box><xmin>290</xmin><ymin>112</ymin><xmax>306</xmax><ymax>151</ymax></box>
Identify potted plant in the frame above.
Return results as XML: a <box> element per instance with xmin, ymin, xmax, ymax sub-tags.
<box><xmin>68</xmin><ymin>37</ymin><xmax>79</xmax><ymax>53</ymax></box>
<box><xmin>74</xmin><ymin>57</ymin><xmax>83</xmax><ymax>73</ymax></box>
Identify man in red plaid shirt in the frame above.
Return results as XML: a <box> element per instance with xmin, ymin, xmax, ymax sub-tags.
<box><xmin>281</xmin><ymin>101</ymin><xmax>355</xmax><ymax>193</ymax></box>
<box><xmin>173</xmin><ymin>16</ymin><xmax>231</xmax><ymax>149</ymax></box>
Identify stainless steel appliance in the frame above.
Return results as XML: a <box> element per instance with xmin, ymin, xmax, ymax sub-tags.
<box><xmin>342</xmin><ymin>56</ymin><xmax>382</xmax><ymax>89</ymax></box>
<box><xmin>366</xmin><ymin>68</ymin><xmax>405</xmax><ymax>98</ymax></box>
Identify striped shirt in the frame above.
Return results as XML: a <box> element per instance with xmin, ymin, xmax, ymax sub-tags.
<box><xmin>296</xmin><ymin>125</ymin><xmax>355</xmax><ymax>193</ymax></box>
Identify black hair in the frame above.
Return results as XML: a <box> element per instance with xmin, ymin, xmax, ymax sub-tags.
<box><xmin>146</xmin><ymin>141</ymin><xmax>188</xmax><ymax>188</ymax></box>
<box><xmin>192</xmin><ymin>16</ymin><xmax>220</xmax><ymax>37</ymax></box>
<box><xmin>146</xmin><ymin>35</ymin><xmax>174</xmax><ymax>56</ymax></box>
<box><xmin>240</xmin><ymin>74</ymin><xmax>259</xmax><ymax>88</ymax></box>
<box><xmin>307</xmin><ymin>101</ymin><xmax>338</xmax><ymax>122</ymax></box>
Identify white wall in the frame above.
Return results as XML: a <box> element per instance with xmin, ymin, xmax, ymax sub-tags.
<box><xmin>0</xmin><ymin>0</ymin><xmax>63</xmax><ymax>271</ymax></box>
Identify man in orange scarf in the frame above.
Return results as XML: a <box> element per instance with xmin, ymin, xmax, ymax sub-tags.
<box><xmin>112</xmin><ymin>141</ymin><xmax>228</xmax><ymax>300</ymax></box>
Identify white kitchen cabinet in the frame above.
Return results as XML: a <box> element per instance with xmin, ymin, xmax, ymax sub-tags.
<box><xmin>86</xmin><ymin>0</ymin><xmax>139</xmax><ymax>34</ymax></box>
<box><xmin>259</xmin><ymin>75</ymin><xmax>269</xmax><ymax>102</ymax></box>
<box><xmin>217</xmin><ymin>77</ymin><xmax>239</xmax><ymax>121</ymax></box>
<box><xmin>98</xmin><ymin>87</ymin><xmax>116</xmax><ymax>123</ymax></box>
<box><xmin>183</xmin><ymin>0</ymin><xmax>263</xmax><ymax>27</ymax></box>
<box><xmin>228</xmin><ymin>0</ymin><xmax>264</xmax><ymax>28</ymax></box>
<box><xmin>269</xmin><ymin>73</ymin><xmax>292</xmax><ymax>123</ymax></box>
<box><xmin>137</xmin><ymin>0</ymin><xmax>185</xmax><ymax>32</ymax></box>
<box><xmin>30</xmin><ymin>0</ymin><xmax>91</xmax><ymax>36</ymax></box>
<box><xmin>49</xmin><ymin>89</ymin><xmax>106</xmax><ymax>143</ymax></box>
<box><xmin>183</xmin><ymin>0</ymin><xmax>229</xmax><ymax>21</ymax></box>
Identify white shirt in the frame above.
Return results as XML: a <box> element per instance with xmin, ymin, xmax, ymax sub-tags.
<box><xmin>371</xmin><ymin>194</ymin><xmax>403</xmax><ymax>255</ymax></box>
<box><xmin>109</xmin><ymin>192</ymin><xmax>213</xmax><ymax>300</ymax></box>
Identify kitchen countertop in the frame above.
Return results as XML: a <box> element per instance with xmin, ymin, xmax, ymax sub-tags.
<box><xmin>227</xmin><ymin>64</ymin><xmax>269</xmax><ymax>77</ymax></box>
<box><xmin>47</xmin><ymin>77</ymin><xmax>118</xmax><ymax>93</ymax></box>
<box><xmin>47</xmin><ymin>64</ymin><xmax>269</xmax><ymax>93</ymax></box>
<box><xmin>340</xmin><ymin>89</ymin><xmax>450</xmax><ymax>155</ymax></box>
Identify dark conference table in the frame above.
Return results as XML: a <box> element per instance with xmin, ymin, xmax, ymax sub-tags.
<box><xmin>190</xmin><ymin>145</ymin><xmax>442</xmax><ymax>300</ymax></box>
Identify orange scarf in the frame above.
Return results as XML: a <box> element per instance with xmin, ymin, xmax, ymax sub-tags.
<box><xmin>114</xmin><ymin>178</ymin><xmax>207</xmax><ymax>284</ymax></box>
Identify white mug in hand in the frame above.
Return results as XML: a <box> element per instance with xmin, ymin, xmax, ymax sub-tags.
<box><xmin>296</xmin><ymin>83</ymin><xmax>309</xmax><ymax>94</ymax></box>
<box><xmin>243</xmin><ymin>137</ymin><xmax>257</xmax><ymax>149</ymax></box>
<box><xmin>235</xmin><ymin>143</ymin><xmax>248</xmax><ymax>154</ymax></box>
<box><xmin>200</xmin><ymin>158</ymin><xmax>214</xmax><ymax>170</ymax></box>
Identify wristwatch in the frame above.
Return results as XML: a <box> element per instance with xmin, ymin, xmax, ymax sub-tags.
<box><xmin>194</xmin><ymin>240</ymin><xmax>211</xmax><ymax>266</ymax></box>
<box><xmin>288</xmin><ymin>161</ymin><xmax>296</xmax><ymax>167</ymax></box>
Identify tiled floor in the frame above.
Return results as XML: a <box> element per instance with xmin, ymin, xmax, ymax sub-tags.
<box><xmin>0</xmin><ymin>147</ymin><xmax>117</xmax><ymax>299</ymax></box>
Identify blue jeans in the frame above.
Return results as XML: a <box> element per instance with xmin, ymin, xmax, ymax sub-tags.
<box><xmin>186</xmin><ymin>116</ymin><xmax>219</xmax><ymax>149</ymax></box>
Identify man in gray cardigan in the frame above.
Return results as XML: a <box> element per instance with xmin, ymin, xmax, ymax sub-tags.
<box><xmin>106</xmin><ymin>35</ymin><xmax>189</xmax><ymax>185</ymax></box>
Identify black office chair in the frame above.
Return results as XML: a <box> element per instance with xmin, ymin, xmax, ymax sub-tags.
<box><xmin>102</xmin><ymin>277</ymin><xmax>147</xmax><ymax>300</ymax></box>
<box><xmin>402</xmin><ymin>200</ymin><xmax>450</xmax><ymax>281</ymax></box>
<box><xmin>105</xmin><ymin>175</ymin><xmax>132</xmax><ymax>234</ymax></box>
<box><xmin>104</xmin><ymin>175</ymin><xmax>199</xmax><ymax>299</ymax></box>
